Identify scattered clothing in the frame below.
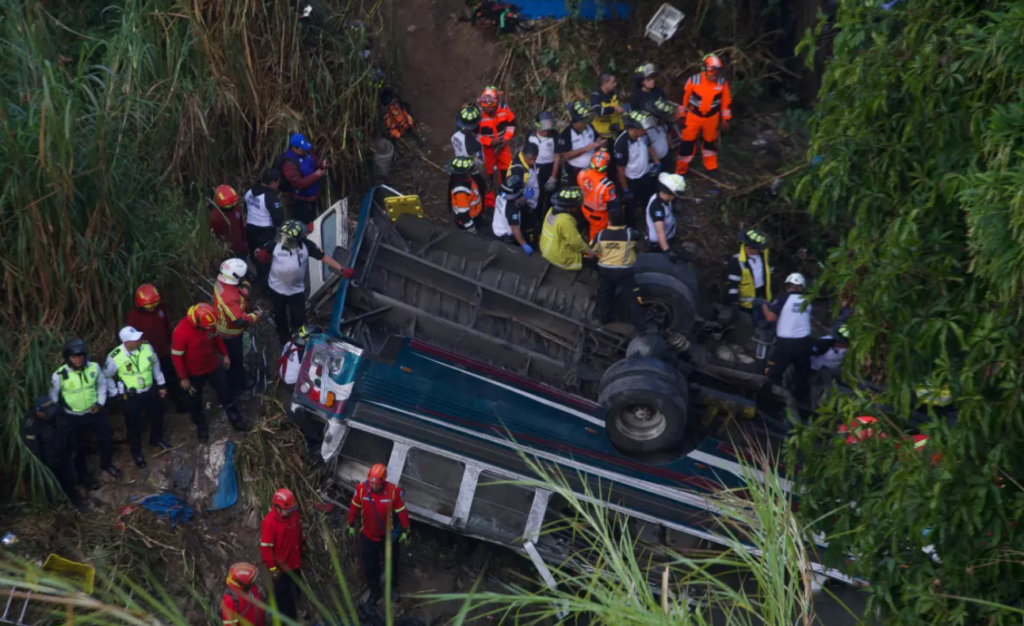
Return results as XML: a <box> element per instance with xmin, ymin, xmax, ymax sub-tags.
<box><xmin>137</xmin><ymin>492</ymin><xmax>194</xmax><ymax>528</ymax></box>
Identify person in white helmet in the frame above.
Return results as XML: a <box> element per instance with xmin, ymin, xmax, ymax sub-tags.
<box><xmin>762</xmin><ymin>272</ymin><xmax>812</xmax><ymax>404</ymax></box>
<box><xmin>213</xmin><ymin>258</ymin><xmax>261</xmax><ymax>399</ymax></box>
<box><xmin>645</xmin><ymin>172</ymin><xmax>686</xmax><ymax>260</ymax></box>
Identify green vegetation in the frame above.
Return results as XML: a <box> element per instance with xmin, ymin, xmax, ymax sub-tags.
<box><xmin>791</xmin><ymin>1</ymin><xmax>1024</xmax><ymax>623</ymax></box>
<box><xmin>0</xmin><ymin>0</ymin><xmax>382</xmax><ymax>503</ymax></box>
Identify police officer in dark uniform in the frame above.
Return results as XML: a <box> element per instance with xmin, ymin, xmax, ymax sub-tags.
<box><xmin>22</xmin><ymin>397</ymin><xmax>87</xmax><ymax>511</ymax></box>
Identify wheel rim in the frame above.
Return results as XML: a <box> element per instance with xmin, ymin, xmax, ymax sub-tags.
<box><xmin>643</xmin><ymin>298</ymin><xmax>675</xmax><ymax>330</ymax></box>
<box><xmin>615</xmin><ymin>403</ymin><xmax>667</xmax><ymax>441</ymax></box>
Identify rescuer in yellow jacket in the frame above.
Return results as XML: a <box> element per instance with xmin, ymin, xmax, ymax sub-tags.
<box><xmin>540</xmin><ymin>187</ymin><xmax>591</xmax><ymax>270</ymax></box>
<box><xmin>728</xmin><ymin>229</ymin><xmax>772</xmax><ymax>322</ymax></box>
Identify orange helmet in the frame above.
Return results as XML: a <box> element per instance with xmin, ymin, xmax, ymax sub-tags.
<box><xmin>215</xmin><ymin>185</ymin><xmax>239</xmax><ymax>209</ymax></box>
<box><xmin>228</xmin><ymin>562</ymin><xmax>258</xmax><ymax>588</ymax></box>
<box><xmin>368</xmin><ymin>463</ymin><xmax>387</xmax><ymax>487</ymax></box>
<box><xmin>590</xmin><ymin>149</ymin><xmax>611</xmax><ymax>172</ymax></box>
<box><xmin>187</xmin><ymin>303</ymin><xmax>218</xmax><ymax>329</ymax></box>
<box><xmin>703</xmin><ymin>54</ymin><xmax>723</xmax><ymax>70</ymax></box>
<box><xmin>134</xmin><ymin>284</ymin><xmax>161</xmax><ymax>309</ymax></box>
<box><xmin>478</xmin><ymin>87</ymin><xmax>499</xmax><ymax>109</ymax></box>
<box><xmin>273</xmin><ymin>487</ymin><xmax>297</xmax><ymax>512</ymax></box>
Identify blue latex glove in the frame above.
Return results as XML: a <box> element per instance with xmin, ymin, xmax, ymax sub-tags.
<box><xmin>522</xmin><ymin>243</ymin><xmax>534</xmax><ymax>256</ymax></box>
<box><xmin>524</xmin><ymin>187</ymin><xmax>536</xmax><ymax>200</ymax></box>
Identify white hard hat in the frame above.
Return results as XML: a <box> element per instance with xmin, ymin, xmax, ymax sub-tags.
<box><xmin>218</xmin><ymin>258</ymin><xmax>248</xmax><ymax>286</ymax></box>
<box><xmin>785</xmin><ymin>272</ymin><xmax>806</xmax><ymax>287</ymax></box>
<box><xmin>657</xmin><ymin>172</ymin><xmax>687</xmax><ymax>197</ymax></box>
<box><xmin>119</xmin><ymin>326</ymin><xmax>144</xmax><ymax>343</ymax></box>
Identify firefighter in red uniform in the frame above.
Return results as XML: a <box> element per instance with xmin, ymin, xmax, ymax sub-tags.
<box><xmin>676</xmin><ymin>54</ymin><xmax>733</xmax><ymax>175</ymax></box>
<box><xmin>347</xmin><ymin>463</ymin><xmax>411</xmax><ymax>606</ymax></box>
<box><xmin>260</xmin><ymin>488</ymin><xmax>306</xmax><ymax>621</ymax></box>
<box><xmin>220</xmin><ymin>562</ymin><xmax>266</xmax><ymax>626</ymax></box>
<box><xmin>128</xmin><ymin>283</ymin><xmax>184</xmax><ymax>411</ymax></box>
<box><xmin>477</xmin><ymin>86</ymin><xmax>516</xmax><ymax>209</ymax></box>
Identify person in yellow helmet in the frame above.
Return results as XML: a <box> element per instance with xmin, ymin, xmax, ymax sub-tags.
<box><xmin>540</xmin><ymin>188</ymin><xmax>592</xmax><ymax>271</ymax></box>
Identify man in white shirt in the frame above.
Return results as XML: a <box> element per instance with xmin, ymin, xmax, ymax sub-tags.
<box><xmin>529</xmin><ymin>112</ymin><xmax>559</xmax><ymax>212</ymax></box>
<box><xmin>811</xmin><ymin>324</ymin><xmax>850</xmax><ymax>387</ymax></box>
<box><xmin>762</xmin><ymin>273</ymin><xmax>813</xmax><ymax>404</ymax></box>
<box><xmin>244</xmin><ymin>169</ymin><xmax>284</xmax><ymax>287</ymax></box>
<box><xmin>613</xmin><ymin>110</ymin><xmax>660</xmax><ymax>229</ymax></box>
<box><xmin>556</xmin><ymin>101</ymin><xmax>606</xmax><ymax>187</ymax></box>
<box><xmin>491</xmin><ymin>176</ymin><xmax>534</xmax><ymax>256</ymax></box>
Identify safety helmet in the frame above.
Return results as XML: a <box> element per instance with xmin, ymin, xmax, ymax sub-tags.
<box><xmin>634</xmin><ymin>63</ymin><xmax>656</xmax><ymax>79</ymax></box>
<box><xmin>501</xmin><ymin>175</ymin><xmax>525</xmax><ymax>200</ymax></box>
<box><xmin>785</xmin><ymin>272</ymin><xmax>806</xmax><ymax>287</ymax></box>
<box><xmin>62</xmin><ymin>339</ymin><xmax>88</xmax><ymax>367</ymax></box>
<box><xmin>134</xmin><ymin>283</ymin><xmax>161</xmax><ymax>309</ymax></box>
<box><xmin>836</xmin><ymin>324</ymin><xmax>851</xmax><ymax>341</ymax></box>
<box><xmin>187</xmin><ymin>303</ymin><xmax>218</xmax><ymax>330</ymax></box>
<box><xmin>456</xmin><ymin>104</ymin><xmax>482</xmax><ymax>131</ymax></box>
<box><xmin>228</xmin><ymin>562</ymin><xmax>258</xmax><ymax>589</ymax></box>
<box><xmin>535</xmin><ymin>111</ymin><xmax>556</xmax><ymax>131</ymax></box>
<box><xmin>657</xmin><ymin>172</ymin><xmax>687</xmax><ymax>198</ymax></box>
<box><xmin>589</xmin><ymin>149</ymin><xmax>611</xmax><ymax>172</ymax></box>
<box><xmin>645</xmin><ymin>97</ymin><xmax>678</xmax><ymax>121</ymax></box>
<box><xmin>553</xmin><ymin>187</ymin><xmax>583</xmax><ymax>210</ymax></box>
<box><xmin>624</xmin><ymin>110</ymin><xmax>656</xmax><ymax>131</ymax></box>
<box><xmin>368</xmin><ymin>463</ymin><xmax>388</xmax><ymax>487</ymax></box>
<box><xmin>566</xmin><ymin>100</ymin><xmax>591</xmax><ymax>123</ymax></box>
<box><xmin>446</xmin><ymin>156</ymin><xmax>478</xmax><ymax>176</ymax></box>
<box><xmin>741</xmin><ymin>229</ymin><xmax>768</xmax><ymax>249</ymax></box>
<box><xmin>703</xmin><ymin>54</ymin><xmax>723</xmax><ymax>70</ymax></box>
<box><xmin>293</xmin><ymin>324</ymin><xmax>323</xmax><ymax>348</ymax></box>
<box><xmin>478</xmin><ymin>86</ymin><xmax>499</xmax><ymax>109</ymax></box>
<box><xmin>218</xmin><ymin>258</ymin><xmax>248</xmax><ymax>286</ymax></box>
<box><xmin>214</xmin><ymin>185</ymin><xmax>239</xmax><ymax>209</ymax></box>
<box><xmin>279</xmin><ymin>219</ymin><xmax>305</xmax><ymax>240</ymax></box>
<box><xmin>272</xmin><ymin>487</ymin><xmax>297</xmax><ymax>513</ymax></box>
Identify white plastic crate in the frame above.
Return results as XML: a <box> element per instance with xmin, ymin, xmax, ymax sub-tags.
<box><xmin>646</xmin><ymin>4</ymin><xmax>685</xmax><ymax>45</ymax></box>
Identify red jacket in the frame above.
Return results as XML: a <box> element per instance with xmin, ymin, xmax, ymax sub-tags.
<box><xmin>170</xmin><ymin>318</ymin><xmax>227</xmax><ymax>379</ymax></box>
<box><xmin>220</xmin><ymin>582</ymin><xmax>265</xmax><ymax>626</ymax></box>
<box><xmin>347</xmin><ymin>481</ymin><xmax>410</xmax><ymax>542</ymax></box>
<box><xmin>127</xmin><ymin>305</ymin><xmax>174</xmax><ymax>358</ymax></box>
<box><xmin>260</xmin><ymin>508</ymin><xmax>305</xmax><ymax>573</ymax></box>
<box><xmin>282</xmin><ymin>159</ymin><xmax>325</xmax><ymax>203</ymax></box>
<box><xmin>214</xmin><ymin>281</ymin><xmax>257</xmax><ymax>338</ymax></box>
<box><xmin>208</xmin><ymin>205</ymin><xmax>249</xmax><ymax>257</ymax></box>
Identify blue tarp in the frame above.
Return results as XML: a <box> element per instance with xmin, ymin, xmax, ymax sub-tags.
<box><xmin>137</xmin><ymin>493</ymin><xmax>194</xmax><ymax>528</ymax></box>
<box><xmin>208</xmin><ymin>441</ymin><xmax>238</xmax><ymax>511</ymax></box>
<box><xmin>516</xmin><ymin>0</ymin><xmax>632</xmax><ymax>20</ymax></box>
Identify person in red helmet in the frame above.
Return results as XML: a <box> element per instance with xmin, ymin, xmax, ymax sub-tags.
<box><xmin>221</xmin><ymin>562</ymin><xmax>266</xmax><ymax>626</ymax></box>
<box><xmin>677</xmin><ymin>54</ymin><xmax>732</xmax><ymax>176</ymax></box>
<box><xmin>171</xmin><ymin>303</ymin><xmax>248</xmax><ymax>442</ymax></box>
<box><xmin>347</xmin><ymin>463</ymin><xmax>411</xmax><ymax>606</ymax></box>
<box><xmin>127</xmin><ymin>284</ymin><xmax>184</xmax><ymax>411</ymax></box>
<box><xmin>260</xmin><ymin>488</ymin><xmax>307</xmax><ymax>621</ymax></box>
<box><xmin>209</xmin><ymin>185</ymin><xmax>249</xmax><ymax>257</ymax></box>
<box><xmin>477</xmin><ymin>86</ymin><xmax>516</xmax><ymax>209</ymax></box>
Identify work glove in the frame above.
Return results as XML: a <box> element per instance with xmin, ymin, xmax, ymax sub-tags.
<box><xmin>307</xmin><ymin>223</ymin><xmax>315</xmax><ymax>234</ymax></box>
<box><xmin>270</xmin><ymin>568</ymin><xmax>281</xmax><ymax>580</ymax></box>
<box><xmin>646</xmin><ymin>162</ymin><xmax>660</xmax><ymax>176</ymax></box>
<box><xmin>524</xmin><ymin>188</ymin><xmax>536</xmax><ymax>200</ymax></box>
<box><xmin>663</xmin><ymin>248</ymin><xmax>680</xmax><ymax>263</ymax></box>
<box><xmin>522</xmin><ymin>243</ymin><xmax>534</xmax><ymax>257</ymax></box>
<box><xmin>347</xmin><ymin>526</ymin><xmax>356</xmax><ymax>539</ymax></box>
<box><xmin>544</xmin><ymin>178</ymin><xmax>557</xmax><ymax>192</ymax></box>
<box><xmin>341</xmin><ymin>267</ymin><xmax>356</xmax><ymax>279</ymax></box>
<box><xmin>254</xmin><ymin>248</ymin><xmax>272</xmax><ymax>264</ymax></box>
<box><xmin>399</xmin><ymin>531</ymin><xmax>410</xmax><ymax>547</ymax></box>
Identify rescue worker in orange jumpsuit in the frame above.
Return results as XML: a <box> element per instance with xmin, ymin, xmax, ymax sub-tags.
<box><xmin>347</xmin><ymin>463</ymin><xmax>411</xmax><ymax>606</ymax></box>
<box><xmin>477</xmin><ymin>86</ymin><xmax>516</xmax><ymax>209</ymax></box>
<box><xmin>577</xmin><ymin>149</ymin><xmax>621</xmax><ymax>242</ymax></box>
<box><xmin>260</xmin><ymin>488</ymin><xmax>306</xmax><ymax>621</ymax></box>
<box><xmin>448</xmin><ymin>156</ymin><xmax>484</xmax><ymax>233</ymax></box>
<box><xmin>677</xmin><ymin>54</ymin><xmax>732</xmax><ymax>175</ymax></box>
<box><xmin>220</xmin><ymin>562</ymin><xmax>266</xmax><ymax>626</ymax></box>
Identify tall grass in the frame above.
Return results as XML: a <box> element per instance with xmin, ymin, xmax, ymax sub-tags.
<box><xmin>0</xmin><ymin>0</ymin><xmax>383</xmax><ymax>504</ymax></box>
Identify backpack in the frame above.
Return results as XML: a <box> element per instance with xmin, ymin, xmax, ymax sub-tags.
<box><xmin>272</xmin><ymin>153</ymin><xmax>301</xmax><ymax>194</ymax></box>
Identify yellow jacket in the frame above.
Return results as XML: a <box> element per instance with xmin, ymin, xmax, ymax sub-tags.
<box><xmin>540</xmin><ymin>209</ymin><xmax>590</xmax><ymax>270</ymax></box>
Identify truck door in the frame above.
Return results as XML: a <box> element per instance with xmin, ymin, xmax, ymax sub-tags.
<box><xmin>307</xmin><ymin>197</ymin><xmax>350</xmax><ymax>302</ymax></box>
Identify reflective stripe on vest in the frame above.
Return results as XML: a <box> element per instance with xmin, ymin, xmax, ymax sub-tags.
<box><xmin>57</xmin><ymin>362</ymin><xmax>100</xmax><ymax>412</ymax></box>
<box><xmin>110</xmin><ymin>343</ymin><xmax>156</xmax><ymax>391</ymax></box>
<box><xmin>737</xmin><ymin>245</ymin><xmax>771</xmax><ymax>309</ymax></box>
<box><xmin>592</xmin><ymin>92</ymin><xmax>621</xmax><ymax>136</ymax></box>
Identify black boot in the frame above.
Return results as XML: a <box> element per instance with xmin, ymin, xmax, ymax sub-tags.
<box><xmin>226</xmin><ymin>407</ymin><xmax>249</xmax><ymax>433</ymax></box>
<box><xmin>195</xmin><ymin>417</ymin><xmax>210</xmax><ymax>443</ymax></box>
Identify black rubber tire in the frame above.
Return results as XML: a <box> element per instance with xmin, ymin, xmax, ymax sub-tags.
<box><xmin>625</xmin><ymin>334</ymin><xmax>672</xmax><ymax>361</ymax></box>
<box><xmin>634</xmin><ymin>254</ymin><xmax>700</xmax><ymax>304</ymax></box>
<box><xmin>599</xmin><ymin>356</ymin><xmax>681</xmax><ymax>392</ymax></box>
<box><xmin>599</xmin><ymin>374</ymin><xmax>688</xmax><ymax>454</ymax></box>
<box><xmin>618</xmin><ymin>272</ymin><xmax>696</xmax><ymax>335</ymax></box>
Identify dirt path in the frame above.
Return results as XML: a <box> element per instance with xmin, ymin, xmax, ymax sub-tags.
<box><xmin>388</xmin><ymin>0</ymin><xmax>503</xmax><ymax>219</ymax></box>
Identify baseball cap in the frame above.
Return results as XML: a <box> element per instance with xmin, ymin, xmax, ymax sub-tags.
<box><xmin>289</xmin><ymin>133</ymin><xmax>313</xmax><ymax>151</ymax></box>
<box><xmin>35</xmin><ymin>396</ymin><xmax>58</xmax><ymax>417</ymax></box>
<box><xmin>119</xmin><ymin>326</ymin><xmax>144</xmax><ymax>342</ymax></box>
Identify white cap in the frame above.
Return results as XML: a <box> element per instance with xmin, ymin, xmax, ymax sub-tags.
<box><xmin>119</xmin><ymin>326</ymin><xmax>144</xmax><ymax>342</ymax></box>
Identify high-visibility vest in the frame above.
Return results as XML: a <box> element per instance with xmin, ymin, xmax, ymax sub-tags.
<box><xmin>451</xmin><ymin>179</ymin><xmax>482</xmax><ymax>219</ymax></box>
<box><xmin>109</xmin><ymin>342</ymin><xmax>157</xmax><ymax>392</ymax></box>
<box><xmin>737</xmin><ymin>244</ymin><xmax>771</xmax><ymax>309</ymax></box>
<box><xmin>56</xmin><ymin>362</ymin><xmax>101</xmax><ymax>412</ymax></box>
<box><xmin>592</xmin><ymin>92</ymin><xmax>622</xmax><ymax>137</ymax></box>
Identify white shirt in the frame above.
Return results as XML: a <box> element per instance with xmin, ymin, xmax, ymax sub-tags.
<box><xmin>529</xmin><ymin>134</ymin><xmax>556</xmax><ymax>165</ymax></box>
<box><xmin>491</xmin><ymin>194</ymin><xmax>522</xmax><ymax>238</ymax></box>
<box><xmin>644</xmin><ymin>194</ymin><xmax>677</xmax><ymax>244</ymax></box>
<box><xmin>647</xmin><ymin>125</ymin><xmax>670</xmax><ymax>160</ymax></box>
<box><xmin>279</xmin><ymin>341</ymin><xmax>303</xmax><ymax>384</ymax></box>
<box><xmin>614</xmin><ymin>131</ymin><xmax>651</xmax><ymax>180</ymax></box>
<box><xmin>811</xmin><ymin>340</ymin><xmax>847</xmax><ymax>371</ymax></box>
<box><xmin>747</xmin><ymin>254</ymin><xmax>765</xmax><ymax>289</ymax></box>
<box><xmin>268</xmin><ymin>242</ymin><xmax>310</xmax><ymax>296</ymax></box>
<box><xmin>776</xmin><ymin>293</ymin><xmax>812</xmax><ymax>339</ymax></box>
<box><xmin>562</xmin><ymin>125</ymin><xmax>597</xmax><ymax>169</ymax></box>
<box><xmin>243</xmin><ymin>185</ymin><xmax>280</xmax><ymax>228</ymax></box>
<box><xmin>103</xmin><ymin>345</ymin><xmax>166</xmax><ymax>395</ymax></box>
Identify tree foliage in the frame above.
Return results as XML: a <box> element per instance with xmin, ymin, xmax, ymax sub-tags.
<box><xmin>790</xmin><ymin>1</ymin><xmax>1024</xmax><ymax>623</ymax></box>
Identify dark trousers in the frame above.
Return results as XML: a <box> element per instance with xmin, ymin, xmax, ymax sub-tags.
<box><xmin>360</xmin><ymin>533</ymin><xmax>400</xmax><ymax>602</ymax></box>
<box><xmin>562</xmin><ymin>164</ymin><xmax>583</xmax><ymax>187</ymax></box>
<box><xmin>187</xmin><ymin>366</ymin><xmax>238</xmax><ymax>429</ymax></box>
<box><xmin>158</xmin><ymin>355</ymin><xmax>184</xmax><ymax>411</ymax></box>
<box><xmin>596</xmin><ymin>267</ymin><xmax>644</xmax><ymax>326</ymax></box>
<box><xmin>223</xmin><ymin>335</ymin><xmax>246</xmax><ymax>396</ymax></box>
<box><xmin>289</xmin><ymin>198</ymin><xmax>319</xmax><ymax>225</ymax></box>
<box><xmin>272</xmin><ymin>568</ymin><xmax>301</xmax><ymax>620</ymax></box>
<box><xmin>64</xmin><ymin>409</ymin><xmax>113</xmax><ymax>480</ymax></box>
<box><xmin>39</xmin><ymin>418</ymin><xmax>81</xmax><ymax>505</ymax></box>
<box><xmin>271</xmin><ymin>289</ymin><xmax>307</xmax><ymax>345</ymax></box>
<box><xmin>766</xmin><ymin>337</ymin><xmax>812</xmax><ymax>404</ymax></box>
<box><xmin>536</xmin><ymin>162</ymin><xmax>554</xmax><ymax>214</ymax></box>
<box><xmin>123</xmin><ymin>387</ymin><xmax>164</xmax><ymax>453</ymax></box>
<box><xmin>246</xmin><ymin>224</ymin><xmax>276</xmax><ymax>287</ymax></box>
<box><xmin>626</xmin><ymin>175</ymin><xmax>655</xmax><ymax>231</ymax></box>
